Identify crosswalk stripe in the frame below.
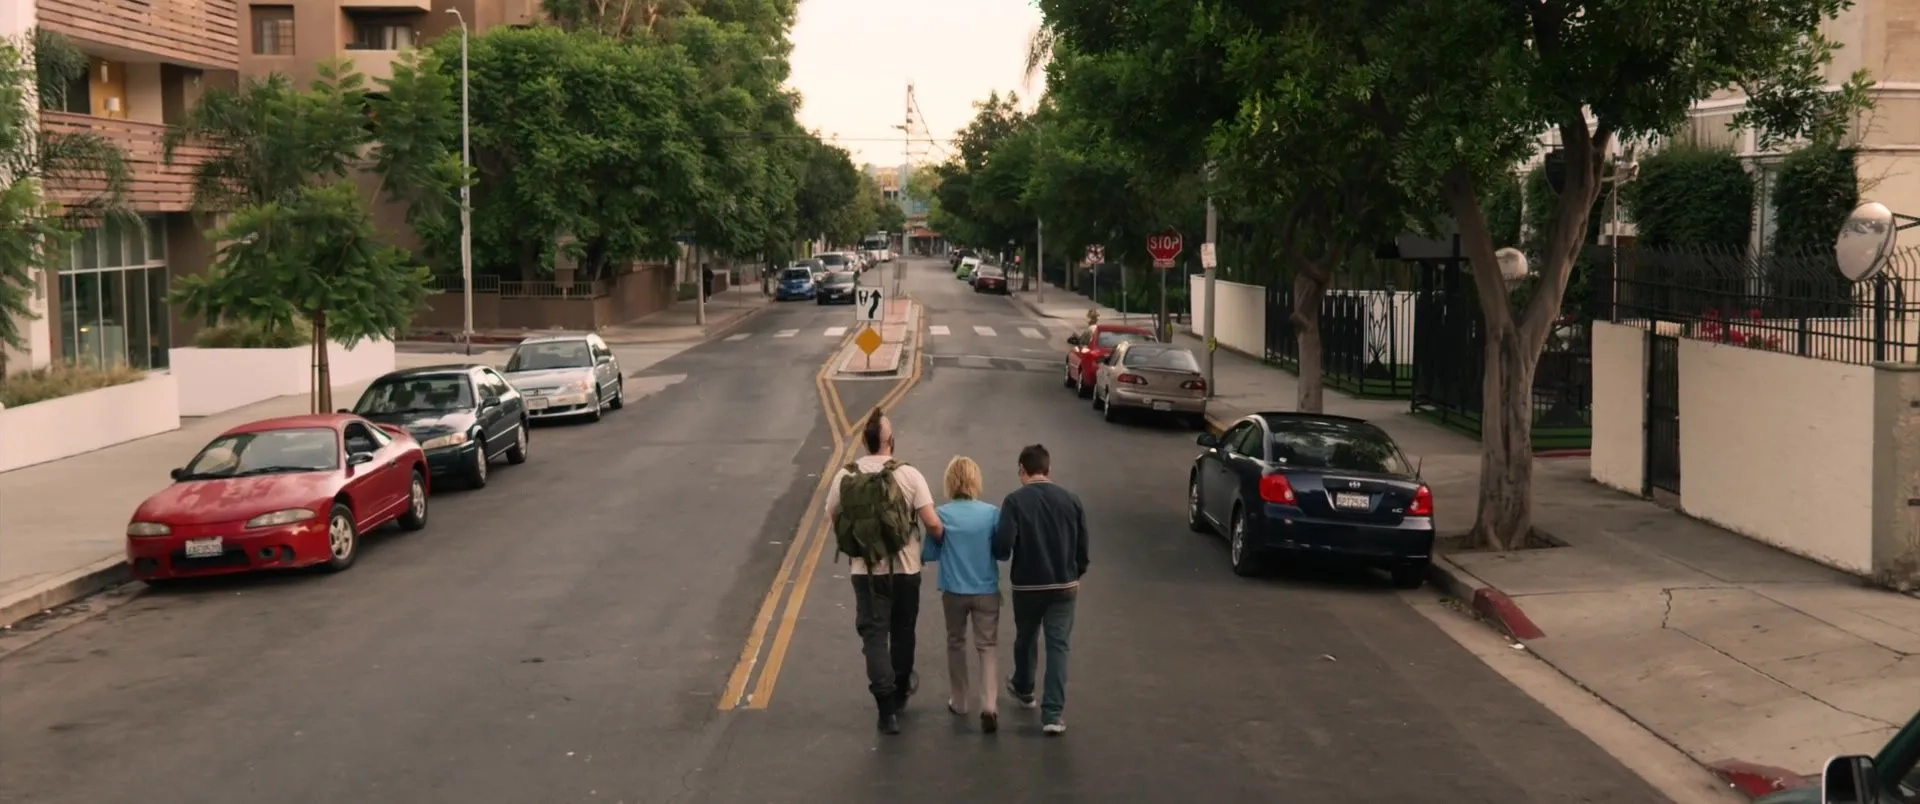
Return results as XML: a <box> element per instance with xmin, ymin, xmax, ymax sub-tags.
<box><xmin>724</xmin><ymin>333</ymin><xmax>750</xmax><ymax>342</ymax></box>
<box><xmin>1019</xmin><ymin>327</ymin><xmax>1043</xmax><ymax>339</ymax></box>
<box><xmin>929</xmin><ymin>325</ymin><xmax>950</xmax><ymax>336</ymax></box>
<box><xmin>825</xmin><ymin>326</ymin><xmax>848</xmax><ymax>337</ymax></box>
<box><xmin>973</xmin><ymin>326</ymin><xmax>996</xmax><ymax>337</ymax></box>
<box><xmin>774</xmin><ymin>329</ymin><xmax>798</xmax><ymax>338</ymax></box>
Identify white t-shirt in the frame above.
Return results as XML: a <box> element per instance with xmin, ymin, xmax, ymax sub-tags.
<box><xmin>824</xmin><ymin>454</ymin><xmax>935</xmax><ymax>575</ymax></box>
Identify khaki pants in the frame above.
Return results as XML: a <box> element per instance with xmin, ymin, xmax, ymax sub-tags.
<box><xmin>941</xmin><ymin>592</ymin><xmax>1001</xmax><ymax>715</ymax></box>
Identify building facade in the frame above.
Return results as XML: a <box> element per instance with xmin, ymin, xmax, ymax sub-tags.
<box><xmin>239</xmin><ymin>0</ymin><xmax>537</xmax><ymax>88</ymax></box>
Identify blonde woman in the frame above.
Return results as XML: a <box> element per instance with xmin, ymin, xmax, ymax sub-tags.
<box><xmin>920</xmin><ymin>455</ymin><xmax>1005</xmax><ymax>733</ymax></box>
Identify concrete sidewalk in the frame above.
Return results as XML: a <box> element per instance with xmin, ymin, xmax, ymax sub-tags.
<box><xmin>404</xmin><ymin>285</ymin><xmax>770</xmax><ymax>346</ymax></box>
<box><xmin>1181</xmin><ymin>331</ymin><xmax>1920</xmax><ymax>799</ymax></box>
<box><xmin>1011</xmin><ymin>281</ymin><xmax>1158</xmax><ymax>326</ymax></box>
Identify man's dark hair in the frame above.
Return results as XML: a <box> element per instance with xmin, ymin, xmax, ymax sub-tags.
<box><xmin>1018</xmin><ymin>444</ymin><xmax>1050</xmax><ymax>476</ymax></box>
<box><xmin>862</xmin><ymin>410</ymin><xmax>887</xmax><ymax>453</ymax></box>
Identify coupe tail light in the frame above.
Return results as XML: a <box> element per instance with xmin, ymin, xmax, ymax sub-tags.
<box><xmin>1408</xmin><ymin>484</ymin><xmax>1434</xmax><ymax>517</ymax></box>
<box><xmin>1259</xmin><ymin>473</ymin><xmax>1296</xmax><ymax>504</ymax></box>
<box><xmin>1117</xmin><ymin>373</ymin><xmax>1147</xmax><ymax>385</ymax></box>
<box><xmin>1181</xmin><ymin>379</ymin><xmax>1207</xmax><ymax>391</ymax></box>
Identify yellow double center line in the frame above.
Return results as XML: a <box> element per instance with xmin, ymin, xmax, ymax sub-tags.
<box><xmin>719</xmin><ymin>303</ymin><xmax>926</xmax><ymax>710</ymax></box>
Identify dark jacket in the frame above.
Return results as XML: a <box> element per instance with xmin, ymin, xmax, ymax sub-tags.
<box><xmin>992</xmin><ymin>480</ymin><xmax>1089</xmax><ymax>592</ymax></box>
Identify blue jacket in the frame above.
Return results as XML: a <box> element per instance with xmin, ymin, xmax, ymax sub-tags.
<box><xmin>923</xmin><ymin>499</ymin><xmax>1002</xmax><ymax>595</ymax></box>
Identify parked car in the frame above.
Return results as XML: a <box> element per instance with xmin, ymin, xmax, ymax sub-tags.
<box><xmin>1092</xmin><ymin>341</ymin><xmax>1207</xmax><ymax>428</ymax></box>
<box><xmin>956</xmin><ymin>256</ymin><xmax>980</xmax><ymax>281</ymax></box>
<box><xmin>1189</xmin><ymin>413</ymin><xmax>1433</xmax><ymax>585</ymax></box>
<box><xmin>972</xmin><ymin>263</ymin><xmax>1009</xmax><ymax>294</ymax></box>
<box><xmin>817</xmin><ymin>270</ymin><xmax>858</xmax><ymax>304</ymax></box>
<box><xmin>817</xmin><ymin>252</ymin><xmax>853</xmax><ymax>276</ymax></box>
<box><xmin>1756</xmin><ymin>707</ymin><xmax>1917</xmax><ymax>804</ymax></box>
<box><xmin>775</xmin><ymin>265</ymin><xmax>817</xmax><ymax>301</ymax></box>
<box><xmin>348</xmin><ymin>365</ymin><xmax>529</xmax><ymax>489</ymax></box>
<box><xmin>1063</xmin><ymin>323</ymin><xmax>1156</xmax><ymax>397</ymax></box>
<box><xmin>502</xmin><ymin>333</ymin><xmax>623</xmax><ymax>423</ymax></box>
<box><xmin>125</xmin><ymin>414</ymin><xmax>429</xmax><ymax>581</ymax></box>
<box><xmin>949</xmin><ymin>248</ymin><xmax>974</xmax><ymax>269</ymax></box>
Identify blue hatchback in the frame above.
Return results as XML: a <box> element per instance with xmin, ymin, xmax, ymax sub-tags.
<box><xmin>775</xmin><ymin>267</ymin><xmax>816</xmax><ymax>301</ymax></box>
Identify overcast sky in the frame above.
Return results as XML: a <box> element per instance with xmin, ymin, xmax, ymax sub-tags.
<box><xmin>786</xmin><ymin>0</ymin><xmax>1045</xmax><ymax>169</ymax></box>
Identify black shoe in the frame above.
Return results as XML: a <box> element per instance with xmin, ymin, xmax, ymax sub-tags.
<box><xmin>877</xmin><ymin>710</ymin><xmax>901</xmax><ymax>735</ymax></box>
<box><xmin>980</xmin><ymin>711</ymin><xmax>998</xmax><ymax>734</ymax></box>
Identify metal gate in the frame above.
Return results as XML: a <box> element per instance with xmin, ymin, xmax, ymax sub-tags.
<box><xmin>1644</xmin><ymin>333</ymin><xmax>1681</xmax><ymax>495</ymax></box>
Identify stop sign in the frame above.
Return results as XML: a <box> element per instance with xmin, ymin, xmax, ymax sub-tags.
<box><xmin>1147</xmin><ymin>229</ymin><xmax>1183</xmax><ymax>264</ymax></box>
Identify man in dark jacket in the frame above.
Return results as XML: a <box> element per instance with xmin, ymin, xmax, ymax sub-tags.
<box><xmin>991</xmin><ymin>443</ymin><xmax>1088</xmax><ymax>735</ymax></box>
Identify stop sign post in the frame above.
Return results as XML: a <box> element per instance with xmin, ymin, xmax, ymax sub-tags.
<box><xmin>1148</xmin><ymin>230</ymin><xmax>1183</xmax><ymax>270</ymax></box>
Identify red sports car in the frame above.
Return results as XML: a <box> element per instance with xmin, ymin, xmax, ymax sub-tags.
<box><xmin>1064</xmin><ymin>323</ymin><xmax>1157</xmax><ymax>398</ymax></box>
<box><xmin>125</xmin><ymin>414</ymin><xmax>430</xmax><ymax>581</ymax></box>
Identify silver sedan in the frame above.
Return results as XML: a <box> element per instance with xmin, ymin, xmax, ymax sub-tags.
<box><xmin>1092</xmin><ymin>341</ymin><xmax>1208</xmax><ymax>429</ymax></box>
<box><xmin>501</xmin><ymin>333</ymin><xmax>624</xmax><ymax>423</ymax></box>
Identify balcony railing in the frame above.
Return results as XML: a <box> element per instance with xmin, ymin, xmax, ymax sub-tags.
<box><xmin>38</xmin><ymin>112</ymin><xmax>214</xmax><ymax>213</ymax></box>
<box><xmin>39</xmin><ymin>0</ymin><xmax>240</xmax><ymax>71</ymax></box>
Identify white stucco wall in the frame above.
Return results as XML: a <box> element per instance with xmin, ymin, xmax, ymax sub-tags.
<box><xmin>1187</xmin><ymin>276</ymin><xmax>1267</xmax><ymax>357</ymax></box>
<box><xmin>1589</xmin><ymin>322</ymin><xmax>1647</xmax><ymax>494</ymax></box>
<box><xmin>1678</xmin><ymin>339</ymin><xmax>1878</xmax><ymax>573</ymax></box>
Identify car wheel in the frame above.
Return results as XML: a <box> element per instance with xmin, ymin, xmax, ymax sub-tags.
<box><xmin>1391</xmin><ymin>561</ymin><xmax>1430</xmax><ymax>590</ymax></box>
<box><xmin>465</xmin><ymin>443</ymin><xmax>489</xmax><ymax>489</ymax></box>
<box><xmin>1189</xmin><ymin>413</ymin><xmax>1210</xmax><ymax>431</ymax></box>
<box><xmin>1063</xmin><ymin>363</ymin><xmax>1076</xmax><ymax>389</ymax></box>
<box><xmin>586</xmin><ymin>389</ymin><xmax>604</xmax><ymax>422</ymax></box>
<box><xmin>398</xmin><ymin>469</ymin><xmax>429</xmax><ymax>531</ymax></box>
<box><xmin>322</xmin><ymin>504</ymin><xmax>358</xmax><ymax>573</ymax></box>
<box><xmin>506</xmin><ymin>421</ymin><xmax>529</xmax><ymax>465</ymax></box>
<box><xmin>1102</xmin><ymin>389</ymin><xmax>1120</xmax><ymax>421</ymax></box>
<box><xmin>1187</xmin><ymin>472</ymin><xmax>1209</xmax><ymax>533</ymax></box>
<box><xmin>1076</xmin><ymin>372</ymin><xmax>1093</xmax><ymax>399</ymax></box>
<box><xmin>608</xmin><ymin>378</ymin><xmax>625</xmax><ymax>410</ymax></box>
<box><xmin>1229</xmin><ymin>506</ymin><xmax>1259</xmax><ymax>577</ymax></box>
<box><xmin>1091</xmin><ymin>383</ymin><xmax>1104</xmax><ymax>411</ymax></box>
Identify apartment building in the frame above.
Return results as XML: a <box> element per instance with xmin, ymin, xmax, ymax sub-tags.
<box><xmin>15</xmin><ymin>0</ymin><xmax>240</xmax><ymax>373</ymax></box>
<box><xmin>239</xmin><ymin>0</ymin><xmax>536</xmax><ymax>88</ymax></box>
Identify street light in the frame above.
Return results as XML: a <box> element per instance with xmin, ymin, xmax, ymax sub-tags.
<box><xmin>445</xmin><ymin>8</ymin><xmax>473</xmax><ymax>356</ymax></box>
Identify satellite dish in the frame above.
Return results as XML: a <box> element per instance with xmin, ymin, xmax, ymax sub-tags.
<box><xmin>1495</xmin><ymin>248</ymin><xmax>1530</xmax><ymax>282</ymax></box>
<box><xmin>1835</xmin><ymin>201</ymin><xmax>1896</xmax><ymax>282</ymax></box>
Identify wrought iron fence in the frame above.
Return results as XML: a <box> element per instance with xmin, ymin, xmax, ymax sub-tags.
<box><xmin>1609</xmin><ymin>244</ymin><xmax>1920</xmax><ymax>365</ymax></box>
<box><xmin>1264</xmin><ymin>279</ymin><xmax>1415</xmax><ymax>398</ymax></box>
<box><xmin>428</xmin><ymin>274</ymin><xmax>502</xmax><ymax>294</ymax></box>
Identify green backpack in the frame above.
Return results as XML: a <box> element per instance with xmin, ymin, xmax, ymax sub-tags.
<box><xmin>834</xmin><ymin>460</ymin><xmax>916</xmax><ymax>567</ymax></box>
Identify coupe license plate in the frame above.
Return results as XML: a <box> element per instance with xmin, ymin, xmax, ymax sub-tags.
<box><xmin>1333</xmin><ymin>492</ymin><xmax>1371</xmax><ymax>511</ymax></box>
<box><xmin>526</xmin><ymin>397</ymin><xmax>549</xmax><ymax>411</ymax></box>
<box><xmin>183</xmin><ymin>538</ymin><xmax>223</xmax><ymax>558</ymax></box>
<box><xmin>1151</xmin><ymin>401</ymin><xmax>1172</xmax><ymax>411</ymax></box>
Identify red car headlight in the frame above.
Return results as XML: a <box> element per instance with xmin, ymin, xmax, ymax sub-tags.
<box><xmin>246</xmin><ymin>509</ymin><xmax>318</xmax><ymax>529</ymax></box>
<box><xmin>126</xmin><ymin>521</ymin><xmax>172</xmax><ymax>537</ymax></box>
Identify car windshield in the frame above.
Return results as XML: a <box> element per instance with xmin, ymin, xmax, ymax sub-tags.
<box><xmin>1123</xmin><ymin>346</ymin><xmax>1200</xmax><ymax>372</ymax></box>
<box><xmin>355</xmin><ymin>375</ymin><xmax>474</xmax><ymax>414</ymax></box>
<box><xmin>977</xmin><ymin>265</ymin><xmax>1003</xmax><ymax>277</ymax></box>
<box><xmin>506</xmin><ymin>340</ymin><xmax>593</xmax><ymax>371</ymax></box>
<box><xmin>862</xmin><ymin>237</ymin><xmax>888</xmax><ymax>250</ymax></box>
<box><xmin>825</xmin><ymin>272</ymin><xmax>856</xmax><ymax>287</ymax></box>
<box><xmin>1268</xmin><ymin>421</ymin><xmax>1412</xmax><ymax>475</ymax></box>
<box><xmin>783</xmin><ymin>268</ymin><xmax>814</xmax><ymax>281</ymax></box>
<box><xmin>819</xmin><ymin>254</ymin><xmax>847</xmax><ymax>266</ymax></box>
<box><xmin>1095</xmin><ymin>330</ymin><xmax>1151</xmax><ymax>349</ymax></box>
<box><xmin>182</xmin><ymin>427</ymin><xmax>340</xmax><ymax>479</ymax></box>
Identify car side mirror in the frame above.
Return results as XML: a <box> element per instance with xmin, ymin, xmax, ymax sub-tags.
<box><xmin>170</xmin><ymin>467</ymin><xmax>187</xmax><ymax>481</ymax></box>
<box><xmin>348</xmin><ymin>452</ymin><xmax>376</xmax><ymax>466</ymax></box>
<box><xmin>479</xmin><ymin>397</ymin><xmax>501</xmax><ymax>411</ymax></box>
<box><xmin>1819</xmin><ymin>755</ymin><xmax>1887</xmax><ymax>804</ymax></box>
<box><xmin>1196</xmin><ymin>433</ymin><xmax>1220</xmax><ymax>448</ymax></box>
<box><xmin>1066</xmin><ymin>335</ymin><xmax>1082</xmax><ymax>346</ymax></box>
<box><xmin>336</xmin><ymin>408</ymin><xmax>351</xmax><ymax>414</ymax></box>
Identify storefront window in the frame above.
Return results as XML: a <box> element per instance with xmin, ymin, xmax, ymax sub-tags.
<box><xmin>59</xmin><ymin>216</ymin><xmax>171</xmax><ymax>370</ymax></box>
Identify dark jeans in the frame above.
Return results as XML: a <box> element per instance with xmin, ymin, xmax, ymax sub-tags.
<box><xmin>1009</xmin><ymin>589</ymin><xmax>1077</xmax><ymax>723</ymax></box>
<box><xmin>851</xmin><ymin>572</ymin><xmax>921</xmax><ymax>701</ymax></box>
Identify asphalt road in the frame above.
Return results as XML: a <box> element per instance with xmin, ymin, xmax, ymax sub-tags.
<box><xmin>0</xmin><ymin>259</ymin><xmax>1666</xmax><ymax>803</ymax></box>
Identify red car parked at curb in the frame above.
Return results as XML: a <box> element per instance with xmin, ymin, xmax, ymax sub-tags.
<box><xmin>125</xmin><ymin>414</ymin><xmax>431</xmax><ymax>581</ymax></box>
<box><xmin>1063</xmin><ymin>323</ymin><xmax>1157</xmax><ymax>398</ymax></box>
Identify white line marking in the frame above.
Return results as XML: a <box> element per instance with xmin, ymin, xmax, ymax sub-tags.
<box><xmin>825</xmin><ymin>326</ymin><xmax>848</xmax><ymax>337</ymax></box>
<box><xmin>774</xmin><ymin>329</ymin><xmax>799</xmax><ymax>338</ymax></box>
<box><xmin>929</xmin><ymin>325</ymin><xmax>951</xmax><ymax>336</ymax></box>
<box><xmin>724</xmin><ymin>333</ymin><xmax>750</xmax><ymax>342</ymax></box>
<box><xmin>973</xmin><ymin>326</ymin><xmax>996</xmax><ymax>337</ymax></box>
<box><xmin>1019</xmin><ymin>327</ymin><xmax>1043</xmax><ymax>339</ymax></box>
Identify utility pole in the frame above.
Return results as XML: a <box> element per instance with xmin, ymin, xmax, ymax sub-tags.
<box><xmin>694</xmin><ymin>241</ymin><xmax>706</xmax><ymax>325</ymax></box>
<box><xmin>903</xmin><ymin>82</ymin><xmax>913</xmax><ymax>263</ymax></box>
<box><xmin>1202</xmin><ymin>164</ymin><xmax>1218</xmax><ymax>398</ymax></box>
<box><xmin>446</xmin><ymin>8</ymin><xmax>473</xmax><ymax>356</ymax></box>
<box><xmin>1036</xmin><ymin>217</ymin><xmax>1045</xmax><ymax>303</ymax></box>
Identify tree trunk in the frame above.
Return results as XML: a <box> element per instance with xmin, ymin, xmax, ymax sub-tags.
<box><xmin>1290</xmin><ymin>271</ymin><xmax>1328</xmax><ymax>413</ymax></box>
<box><xmin>1472</xmin><ymin>322</ymin><xmax>1537</xmax><ymax>550</ymax></box>
<box><xmin>311</xmin><ymin>310</ymin><xmax>333</xmax><ymax>414</ymax></box>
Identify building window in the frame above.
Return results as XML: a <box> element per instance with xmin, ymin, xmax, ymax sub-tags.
<box><xmin>350</xmin><ymin>18</ymin><xmax>417</xmax><ymax>51</ymax></box>
<box><xmin>59</xmin><ymin>217</ymin><xmax>172</xmax><ymax>370</ymax></box>
<box><xmin>252</xmin><ymin>6</ymin><xmax>296</xmax><ymax>56</ymax></box>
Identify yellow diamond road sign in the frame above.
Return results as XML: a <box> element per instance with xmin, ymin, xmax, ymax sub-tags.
<box><xmin>854</xmin><ymin>326</ymin><xmax>883</xmax><ymax>356</ymax></box>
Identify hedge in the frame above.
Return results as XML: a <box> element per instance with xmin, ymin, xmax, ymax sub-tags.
<box><xmin>1626</xmin><ymin>144</ymin><xmax>1754</xmax><ymax>250</ymax></box>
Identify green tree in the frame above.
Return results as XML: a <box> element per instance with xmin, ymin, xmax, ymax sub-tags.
<box><xmin>367</xmin><ymin>50</ymin><xmax>468</xmax><ymax>275</ymax></box>
<box><xmin>795</xmin><ymin>139</ymin><xmax>861</xmax><ymax>244</ymax></box>
<box><xmin>1</xmin><ymin>32</ymin><xmax>129</xmax><ymax>371</ymax></box>
<box><xmin>166</xmin><ymin>61</ymin><xmax>431</xmax><ymax>411</ymax></box>
<box><xmin>1625</xmin><ymin>145</ymin><xmax>1755</xmax><ymax>250</ymax></box>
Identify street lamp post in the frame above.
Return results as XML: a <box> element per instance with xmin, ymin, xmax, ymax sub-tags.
<box><xmin>445</xmin><ymin>9</ymin><xmax>473</xmax><ymax>356</ymax></box>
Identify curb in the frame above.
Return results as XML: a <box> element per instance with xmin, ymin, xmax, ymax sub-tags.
<box><xmin>1426</xmin><ymin>555</ymin><xmax>1547</xmax><ymax>640</ymax></box>
<box><xmin>0</xmin><ymin>556</ymin><xmax>131</xmax><ymax>629</ymax></box>
<box><xmin>1706</xmin><ymin>760</ymin><xmax>1810</xmax><ymax>800</ymax></box>
<box><xmin>834</xmin><ymin>302</ymin><xmax>919</xmax><ymax>377</ymax></box>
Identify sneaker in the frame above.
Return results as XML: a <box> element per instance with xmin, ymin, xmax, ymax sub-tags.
<box><xmin>980</xmin><ymin>711</ymin><xmax>999</xmax><ymax>734</ymax></box>
<box><xmin>877</xmin><ymin>711</ymin><xmax>901</xmax><ymax>735</ymax></box>
<box><xmin>1005</xmin><ymin>679</ymin><xmax>1037</xmax><ymax>709</ymax></box>
<box><xmin>1042</xmin><ymin>721</ymin><xmax>1066</xmax><ymax>735</ymax></box>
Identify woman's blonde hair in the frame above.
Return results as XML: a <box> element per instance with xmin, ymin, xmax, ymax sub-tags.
<box><xmin>944</xmin><ymin>456</ymin><xmax>983</xmax><ymax>500</ymax></box>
